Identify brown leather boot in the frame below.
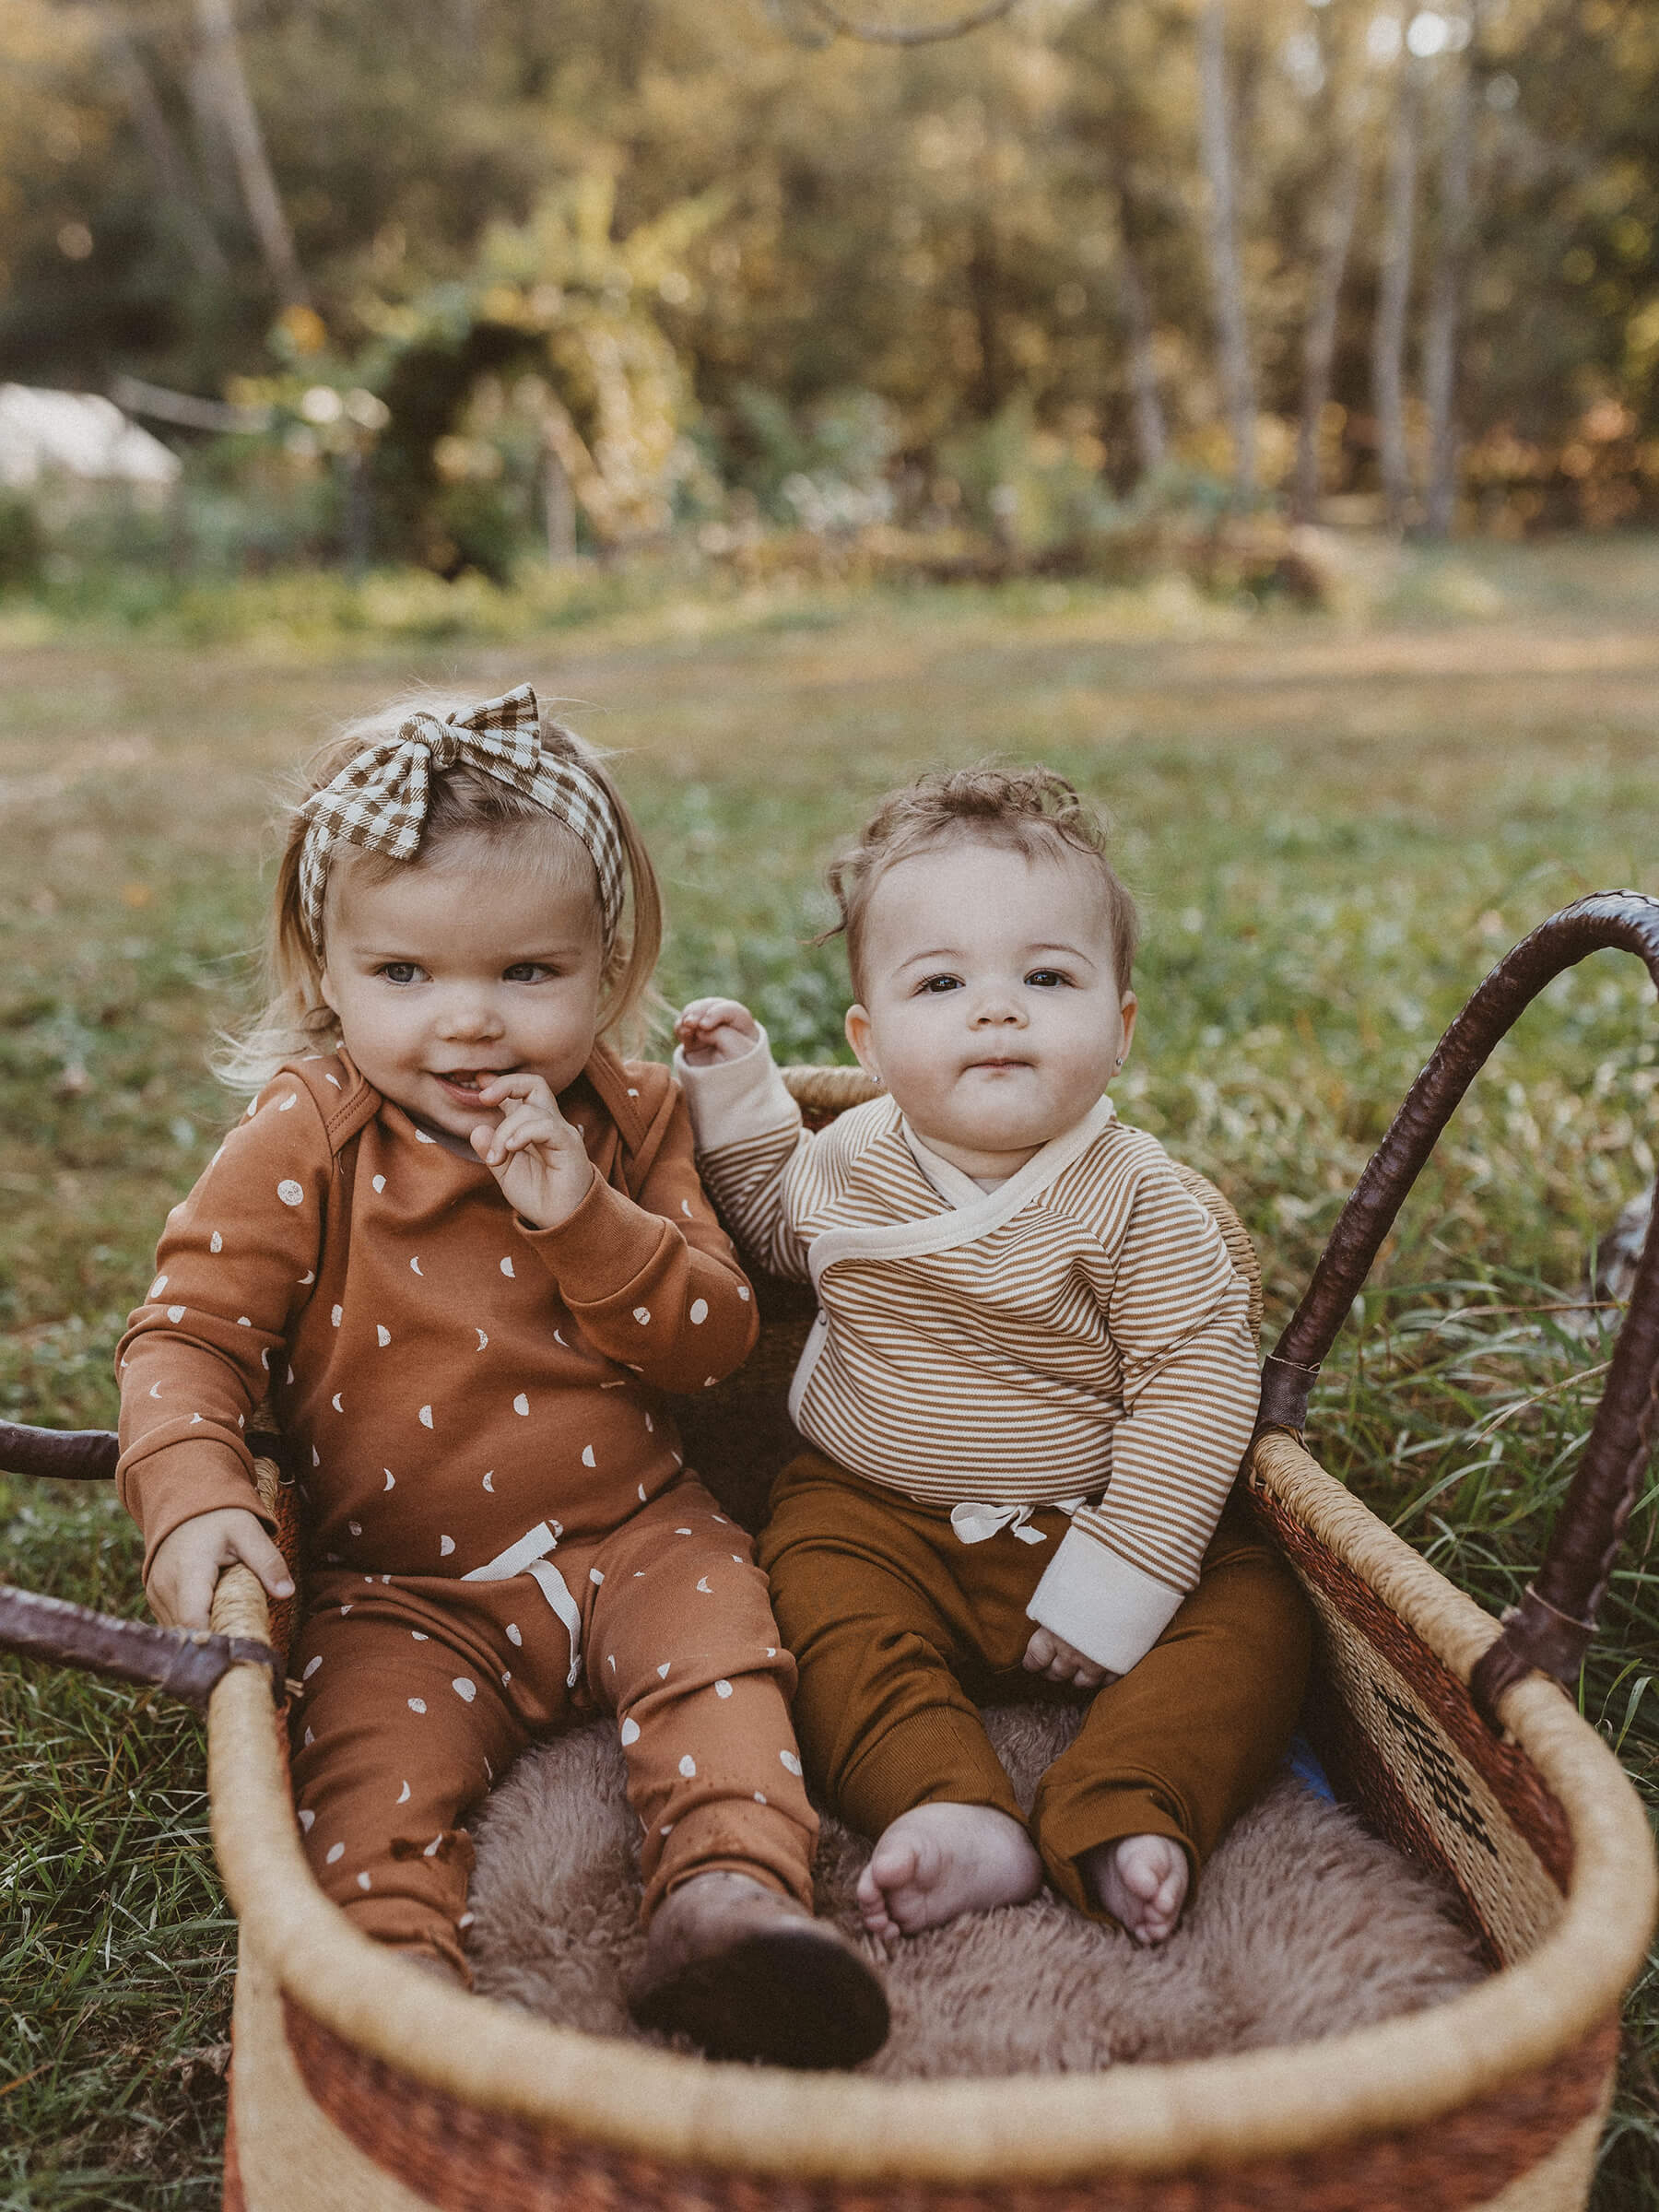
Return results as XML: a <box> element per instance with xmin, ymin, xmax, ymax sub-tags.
<box><xmin>628</xmin><ymin>1871</ymin><xmax>889</xmax><ymax>2069</ymax></box>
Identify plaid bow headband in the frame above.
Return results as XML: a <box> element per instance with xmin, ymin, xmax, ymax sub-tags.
<box><xmin>295</xmin><ymin>686</ymin><xmax>625</xmax><ymax>959</ymax></box>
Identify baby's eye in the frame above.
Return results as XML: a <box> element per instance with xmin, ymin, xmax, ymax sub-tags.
<box><xmin>377</xmin><ymin>961</ymin><xmax>422</xmax><ymax>985</ymax></box>
<box><xmin>1026</xmin><ymin>969</ymin><xmax>1072</xmax><ymax>989</ymax></box>
<box><xmin>501</xmin><ymin>962</ymin><xmax>552</xmax><ymax>983</ymax></box>
<box><xmin>916</xmin><ymin>974</ymin><xmax>962</xmax><ymax>995</ymax></box>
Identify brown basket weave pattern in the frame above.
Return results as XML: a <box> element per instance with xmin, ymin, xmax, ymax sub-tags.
<box><xmin>1248</xmin><ymin>1440</ymin><xmax>1572</xmax><ymax>1970</ymax></box>
<box><xmin>275</xmin><ymin>1993</ymin><xmax>1617</xmax><ymax>2212</ymax></box>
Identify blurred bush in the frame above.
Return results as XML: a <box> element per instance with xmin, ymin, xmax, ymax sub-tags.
<box><xmin>0</xmin><ymin>491</ymin><xmax>44</xmax><ymax>589</ymax></box>
<box><xmin>722</xmin><ymin>385</ymin><xmax>900</xmax><ymax>531</ymax></box>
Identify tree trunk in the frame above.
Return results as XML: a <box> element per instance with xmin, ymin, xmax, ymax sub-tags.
<box><xmin>1196</xmin><ymin>0</ymin><xmax>1255</xmax><ymax>495</ymax></box>
<box><xmin>543</xmin><ymin>444</ymin><xmax>577</xmax><ymax>562</ymax></box>
<box><xmin>101</xmin><ymin>18</ymin><xmax>229</xmax><ymax>282</ymax></box>
<box><xmin>1116</xmin><ymin>226</ymin><xmax>1167</xmax><ymax>482</ymax></box>
<box><xmin>1107</xmin><ymin>150</ymin><xmax>1166</xmax><ymax>483</ymax></box>
<box><xmin>967</xmin><ymin>215</ymin><xmax>1006</xmax><ymax>419</ymax></box>
<box><xmin>1292</xmin><ymin>141</ymin><xmax>1361</xmax><ymax>524</ymax></box>
<box><xmin>1422</xmin><ymin>56</ymin><xmax>1473</xmax><ymax>538</ymax></box>
<box><xmin>1371</xmin><ymin>53</ymin><xmax>1421</xmax><ymax>535</ymax></box>
<box><xmin>343</xmin><ymin>449</ymin><xmax>374</xmax><ymax>577</ymax></box>
<box><xmin>192</xmin><ymin>0</ymin><xmax>310</xmax><ymax>308</ymax></box>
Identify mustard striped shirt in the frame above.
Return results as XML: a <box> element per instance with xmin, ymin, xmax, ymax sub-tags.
<box><xmin>677</xmin><ymin>1034</ymin><xmax>1261</xmax><ymax>1675</ymax></box>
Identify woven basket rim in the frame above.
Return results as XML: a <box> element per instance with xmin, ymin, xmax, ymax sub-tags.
<box><xmin>206</xmin><ymin>1436</ymin><xmax>1656</xmax><ymax>2187</ymax></box>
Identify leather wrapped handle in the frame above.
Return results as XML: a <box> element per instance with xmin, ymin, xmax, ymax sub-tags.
<box><xmin>2</xmin><ymin>1425</ymin><xmax>288</xmax><ymax>1702</ymax></box>
<box><xmin>0</xmin><ymin>1419</ymin><xmax>120</xmax><ymax>1481</ymax></box>
<box><xmin>1</xmin><ymin>1420</ymin><xmax>283</xmax><ymax>1483</ymax></box>
<box><xmin>0</xmin><ymin>1583</ymin><xmax>283</xmax><ymax>1710</ymax></box>
<box><xmin>1256</xmin><ymin>890</ymin><xmax>1659</xmax><ymax>1728</ymax></box>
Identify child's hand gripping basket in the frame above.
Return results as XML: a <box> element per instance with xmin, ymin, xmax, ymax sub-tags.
<box><xmin>2</xmin><ymin>890</ymin><xmax>1655</xmax><ymax>2212</ymax></box>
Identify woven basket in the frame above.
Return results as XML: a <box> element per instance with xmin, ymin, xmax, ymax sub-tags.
<box><xmin>4</xmin><ymin>891</ymin><xmax>1657</xmax><ymax>2212</ymax></box>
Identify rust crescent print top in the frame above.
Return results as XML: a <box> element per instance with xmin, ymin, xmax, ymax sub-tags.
<box><xmin>116</xmin><ymin>1045</ymin><xmax>759</xmax><ymax>1581</ymax></box>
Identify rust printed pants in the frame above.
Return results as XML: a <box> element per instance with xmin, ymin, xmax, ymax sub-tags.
<box><xmin>759</xmin><ymin>1451</ymin><xmax>1311</xmax><ymax>1921</ymax></box>
<box><xmin>288</xmin><ymin>1477</ymin><xmax>818</xmax><ymax>1979</ymax></box>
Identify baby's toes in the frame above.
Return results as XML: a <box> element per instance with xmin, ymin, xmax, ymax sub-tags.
<box><xmin>858</xmin><ymin>1892</ymin><xmax>899</xmax><ymax>1939</ymax></box>
<box><xmin>868</xmin><ymin>1834</ymin><xmax>920</xmax><ymax>1896</ymax></box>
<box><xmin>1120</xmin><ymin>1848</ymin><xmax>1163</xmax><ymax>1903</ymax></box>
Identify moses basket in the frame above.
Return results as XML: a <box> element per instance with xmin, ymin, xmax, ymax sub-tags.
<box><xmin>3</xmin><ymin>890</ymin><xmax>1656</xmax><ymax>2212</ymax></box>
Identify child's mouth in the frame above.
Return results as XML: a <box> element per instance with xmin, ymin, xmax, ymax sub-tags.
<box><xmin>435</xmin><ymin>1069</ymin><xmax>505</xmax><ymax>1098</ymax></box>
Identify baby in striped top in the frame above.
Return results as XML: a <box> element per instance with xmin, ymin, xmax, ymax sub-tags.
<box><xmin>675</xmin><ymin>768</ymin><xmax>1310</xmax><ymax>1947</ymax></box>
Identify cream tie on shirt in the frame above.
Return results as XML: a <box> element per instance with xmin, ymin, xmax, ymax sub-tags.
<box><xmin>948</xmin><ymin>1499</ymin><xmax>1086</xmax><ymax>1547</ymax></box>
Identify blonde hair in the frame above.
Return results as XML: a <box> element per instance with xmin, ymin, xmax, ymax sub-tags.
<box><xmin>217</xmin><ymin>692</ymin><xmax>663</xmax><ymax>1092</ymax></box>
<box><xmin>824</xmin><ymin>765</ymin><xmax>1139</xmax><ymax>999</ymax></box>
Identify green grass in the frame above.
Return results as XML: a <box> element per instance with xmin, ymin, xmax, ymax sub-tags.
<box><xmin>3</xmin><ymin>533</ymin><xmax>1657</xmax><ymax>2206</ymax></box>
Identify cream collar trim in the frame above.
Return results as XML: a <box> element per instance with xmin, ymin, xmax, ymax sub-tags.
<box><xmin>806</xmin><ymin>1093</ymin><xmax>1117</xmax><ymax>1288</ymax></box>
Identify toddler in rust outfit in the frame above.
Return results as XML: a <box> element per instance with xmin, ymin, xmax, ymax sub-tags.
<box><xmin>116</xmin><ymin>686</ymin><xmax>886</xmax><ymax>2068</ymax></box>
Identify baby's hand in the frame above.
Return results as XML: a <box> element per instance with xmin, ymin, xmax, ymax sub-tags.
<box><xmin>471</xmin><ymin>1072</ymin><xmax>594</xmax><ymax>1229</ymax></box>
<box><xmin>147</xmin><ymin>1506</ymin><xmax>293</xmax><ymax>1631</ymax></box>
<box><xmin>1022</xmin><ymin>1626</ymin><xmax>1117</xmax><ymax>1690</ymax></box>
<box><xmin>675</xmin><ymin>998</ymin><xmax>759</xmax><ymax>1067</ymax></box>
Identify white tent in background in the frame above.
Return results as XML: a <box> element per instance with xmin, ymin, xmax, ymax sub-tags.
<box><xmin>0</xmin><ymin>385</ymin><xmax>181</xmax><ymax>490</ymax></box>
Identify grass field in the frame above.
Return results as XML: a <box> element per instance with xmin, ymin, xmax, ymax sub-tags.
<box><xmin>3</xmin><ymin>533</ymin><xmax>1656</xmax><ymax>2208</ymax></box>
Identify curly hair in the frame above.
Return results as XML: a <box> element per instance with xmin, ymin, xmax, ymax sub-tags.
<box><xmin>823</xmin><ymin>765</ymin><xmax>1138</xmax><ymax>1000</ymax></box>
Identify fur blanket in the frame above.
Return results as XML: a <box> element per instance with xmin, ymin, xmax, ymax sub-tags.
<box><xmin>465</xmin><ymin>1705</ymin><xmax>1484</xmax><ymax>2076</ymax></box>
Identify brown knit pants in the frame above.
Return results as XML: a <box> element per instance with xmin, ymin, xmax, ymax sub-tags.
<box><xmin>288</xmin><ymin>1477</ymin><xmax>817</xmax><ymax>1981</ymax></box>
<box><xmin>759</xmin><ymin>1451</ymin><xmax>1311</xmax><ymax>1921</ymax></box>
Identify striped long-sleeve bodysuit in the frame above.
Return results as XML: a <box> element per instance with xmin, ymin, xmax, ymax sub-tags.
<box><xmin>676</xmin><ymin>1032</ymin><xmax>1310</xmax><ymax>1912</ymax></box>
<box><xmin>677</xmin><ymin>1033</ymin><xmax>1262</xmax><ymax>1675</ymax></box>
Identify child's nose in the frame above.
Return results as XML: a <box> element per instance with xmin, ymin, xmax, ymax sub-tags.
<box><xmin>971</xmin><ymin>990</ymin><xmax>1025</xmax><ymax>1027</ymax></box>
<box><xmin>437</xmin><ymin>990</ymin><xmax>504</xmax><ymax>1041</ymax></box>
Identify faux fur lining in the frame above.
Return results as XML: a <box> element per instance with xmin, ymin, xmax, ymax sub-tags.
<box><xmin>465</xmin><ymin>1704</ymin><xmax>1484</xmax><ymax>2077</ymax></box>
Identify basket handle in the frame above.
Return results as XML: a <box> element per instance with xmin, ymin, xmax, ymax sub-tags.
<box><xmin>1254</xmin><ymin>890</ymin><xmax>1659</xmax><ymax>1728</ymax></box>
<box><xmin>0</xmin><ymin>1418</ymin><xmax>120</xmax><ymax>1480</ymax></box>
<box><xmin>1</xmin><ymin>1423</ymin><xmax>284</xmax><ymax>1703</ymax></box>
<box><xmin>0</xmin><ymin>1582</ymin><xmax>282</xmax><ymax>1709</ymax></box>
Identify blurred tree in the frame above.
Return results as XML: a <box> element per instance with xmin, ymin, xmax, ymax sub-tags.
<box><xmin>1053</xmin><ymin>0</ymin><xmax>1187</xmax><ymax>487</ymax></box>
<box><xmin>1421</xmin><ymin>19</ymin><xmax>1473</xmax><ymax>536</ymax></box>
<box><xmin>190</xmin><ymin>0</ymin><xmax>308</xmax><ymax>306</ymax></box>
<box><xmin>2</xmin><ymin>0</ymin><xmax>1653</xmax><ymax>531</ymax></box>
<box><xmin>1289</xmin><ymin>0</ymin><xmax>1366</xmax><ymax>524</ymax></box>
<box><xmin>1371</xmin><ymin>16</ymin><xmax>1422</xmax><ymax>532</ymax></box>
<box><xmin>100</xmin><ymin>13</ymin><xmax>228</xmax><ymax>284</ymax></box>
<box><xmin>1196</xmin><ymin>0</ymin><xmax>1256</xmax><ymax>492</ymax></box>
<box><xmin>298</xmin><ymin>170</ymin><xmax>725</xmax><ymax>569</ymax></box>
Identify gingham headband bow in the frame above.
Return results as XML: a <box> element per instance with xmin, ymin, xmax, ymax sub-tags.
<box><xmin>296</xmin><ymin>686</ymin><xmax>625</xmax><ymax>957</ymax></box>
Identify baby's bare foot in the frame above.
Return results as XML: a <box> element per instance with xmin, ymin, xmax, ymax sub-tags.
<box><xmin>1083</xmin><ymin>1832</ymin><xmax>1190</xmax><ymax>1946</ymax></box>
<box><xmin>856</xmin><ymin>1804</ymin><xmax>1042</xmax><ymax>1939</ymax></box>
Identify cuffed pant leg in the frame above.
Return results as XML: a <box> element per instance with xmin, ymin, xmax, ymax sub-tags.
<box><xmin>591</xmin><ymin>1480</ymin><xmax>818</xmax><ymax>1917</ymax></box>
<box><xmin>759</xmin><ymin>1454</ymin><xmax>1025</xmax><ymax>1841</ymax></box>
<box><xmin>1032</xmin><ymin>1500</ymin><xmax>1312</xmax><ymax>1920</ymax></box>
<box><xmin>289</xmin><ymin>1580</ymin><xmax>534</xmax><ymax>1982</ymax></box>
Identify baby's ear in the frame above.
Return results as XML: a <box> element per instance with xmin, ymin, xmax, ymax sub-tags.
<box><xmin>844</xmin><ymin>1004</ymin><xmax>879</xmax><ymax>1081</ymax></box>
